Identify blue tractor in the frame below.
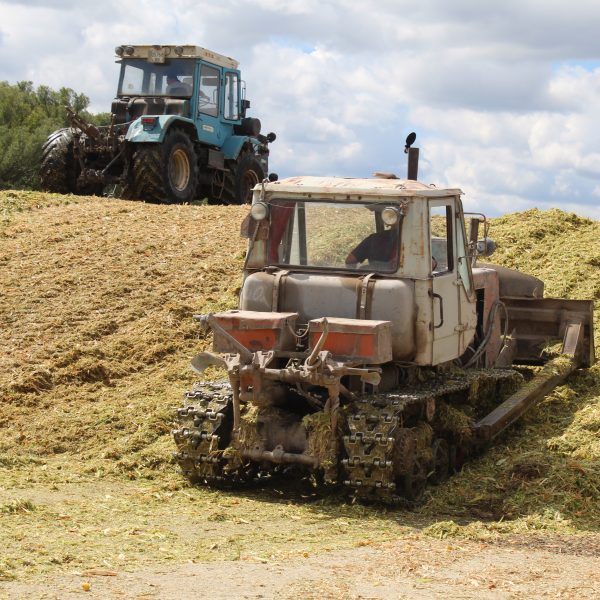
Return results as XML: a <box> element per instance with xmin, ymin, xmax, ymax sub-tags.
<box><xmin>40</xmin><ymin>44</ymin><xmax>276</xmax><ymax>204</ymax></box>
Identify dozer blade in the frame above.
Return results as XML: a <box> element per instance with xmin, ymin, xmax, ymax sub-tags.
<box><xmin>190</xmin><ymin>352</ymin><xmax>227</xmax><ymax>375</ymax></box>
<box><xmin>501</xmin><ymin>296</ymin><xmax>595</xmax><ymax>367</ymax></box>
<box><xmin>475</xmin><ymin>317</ymin><xmax>591</xmax><ymax>442</ymax></box>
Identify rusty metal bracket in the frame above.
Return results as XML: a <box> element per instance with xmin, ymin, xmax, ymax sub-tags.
<box><xmin>242</xmin><ymin>445</ymin><xmax>318</xmax><ymax>468</ymax></box>
<box><xmin>562</xmin><ymin>322</ymin><xmax>583</xmax><ymax>359</ymax></box>
<box><xmin>306</xmin><ymin>319</ymin><xmax>329</xmax><ymax>366</ymax></box>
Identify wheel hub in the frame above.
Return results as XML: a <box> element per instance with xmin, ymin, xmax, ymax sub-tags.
<box><xmin>169</xmin><ymin>148</ymin><xmax>191</xmax><ymax>192</ymax></box>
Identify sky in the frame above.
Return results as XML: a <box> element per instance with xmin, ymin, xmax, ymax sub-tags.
<box><xmin>1</xmin><ymin>0</ymin><xmax>599</xmax><ymax>218</ymax></box>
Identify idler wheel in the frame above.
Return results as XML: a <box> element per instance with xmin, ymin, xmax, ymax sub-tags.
<box><xmin>401</xmin><ymin>458</ymin><xmax>427</xmax><ymax>502</ymax></box>
<box><xmin>430</xmin><ymin>438</ymin><xmax>450</xmax><ymax>485</ymax></box>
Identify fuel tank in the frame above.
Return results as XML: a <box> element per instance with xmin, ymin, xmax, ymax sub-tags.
<box><xmin>240</xmin><ymin>272</ymin><xmax>417</xmax><ymax>361</ymax></box>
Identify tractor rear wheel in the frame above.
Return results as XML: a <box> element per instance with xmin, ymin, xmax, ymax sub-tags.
<box><xmin>130</xmin><ymin>128</ymin><xmax>198</xmax><ymax>203</ymax></box>
<box><xmin>40</xmin><ymin>128</ymin><xmax>78</xmax><ymax>193</ymax></box>
<box><xmin>235</xmin><ymin>154</ymin><xmax>263</xmax><ymax>204</ymax></box>
<box><xmin>219</xmin><ymin>153</ymin><xmax>264</xmax><ymax>204</ymax></box>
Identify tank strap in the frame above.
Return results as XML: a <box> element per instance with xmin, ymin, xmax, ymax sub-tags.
<box><xmin>357</xmin><ymin>273</ymin><xmax>376</xmax><ymax>319</ymax></box>
<box><xmin>272</xmin><ymin>269</ymin><xmax>289</xmax><ymax>311</ymax></box>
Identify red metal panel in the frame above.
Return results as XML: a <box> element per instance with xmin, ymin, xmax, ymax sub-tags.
<box><xmin>308</xmin><ymin>317</ymin><xmax>393</xmax><ymax>364</ymax></box>
<box><xmin>212</xmin><ymin>310</ymin><xmax>298</xmax><ymax>352</ymax></box>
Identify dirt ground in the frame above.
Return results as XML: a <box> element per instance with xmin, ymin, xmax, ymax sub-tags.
<box><xmin>2</xmin><ymin>533</ymin><xmax>599</xmax><ymax>599</ymax></box>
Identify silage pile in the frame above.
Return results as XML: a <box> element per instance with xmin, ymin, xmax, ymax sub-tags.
<box><xmin>422</xmin><ymin>209</ymin><xmax>600</xmax><ymax>533</ymax></box>
<box><xmin>0</xmin><ymin>190</ymin><xmax>247</xmax><ymax>476</ymax></box>
<box><xmin>0</xmin><ymin>194</ymin><xmax>599</xmax><ymax>531</ymax></box>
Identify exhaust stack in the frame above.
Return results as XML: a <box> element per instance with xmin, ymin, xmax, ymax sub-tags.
<box><xmin>405</xmin><ymin>132</ymin><xmax>419</xmax><ymax>180</ymax></box>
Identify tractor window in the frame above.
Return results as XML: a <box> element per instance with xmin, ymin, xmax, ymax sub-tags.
<box><xmin>224</xmin><ymin>72</ymin><xmax>240</xmax><ymax>120</ymax></box>
<box><xmin>120</xmin><ymin>64</ymin><xmax>144</xmax><ymax>95</ymax></box>
<box><xmin>262</xmin><ymin>199</ymin><xmax>401</xmax><ymax>273</ymax></box>
<box><xmin>199</xmin><ymin>64</ymin><xmax>220</xmax><ymax>117</ymax></box>
<box><xmin>117</xmin><ymin>59</ymin><xmax>194</xmax><ymax>97</ymax></box>
<box><xmin>430</xmin><ymin>205</ymin><xmax>454</xmax><ymax>274</ymax></box>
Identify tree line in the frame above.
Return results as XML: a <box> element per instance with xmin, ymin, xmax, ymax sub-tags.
<box><xmin>0</xmin><ymin>81</ymin><xmax>110</xmax><ymax>190</ymax></box>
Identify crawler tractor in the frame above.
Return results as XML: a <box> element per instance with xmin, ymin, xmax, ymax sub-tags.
<box><xmin>40</xmin><ymin>44</ymin><xmax>276</xmax><ymax>204</ymax></box>
<box><xmin>173</xmin><ymin>136</ymin><xmax>595</xmax><ymax>502</ymax></box>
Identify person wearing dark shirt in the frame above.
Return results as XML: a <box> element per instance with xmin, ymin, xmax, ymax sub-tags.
<box><xmin>345</xmin><ymin>228</ymin><xmax>398</xmax><ymax>269</ymax></box>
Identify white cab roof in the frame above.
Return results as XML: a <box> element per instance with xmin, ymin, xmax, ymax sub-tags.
<box><xmin>116</xmin><ymin>45</ymin><xmax>239</xmax><ymax>69</ymax></box>
<box><xmin>264</xmin><ymin>176</ymin><xmax>462</xmax><ymax>199</ymax></box>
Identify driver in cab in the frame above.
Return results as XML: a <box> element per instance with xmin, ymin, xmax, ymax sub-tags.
<box><xmin>345</xmin><ymin>228</ymin><xmax>398</xmax><ymax>270</ymax></box>
<box><xmin>165</xmin><ymin>73</ymin><xmax>193</xmax><ymax>97</ymax></box>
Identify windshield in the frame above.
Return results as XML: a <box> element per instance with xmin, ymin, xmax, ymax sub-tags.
<box><xmin>117</xmin><ymin>59</ymin><xmax>195</xmax><ymax>98</ymax></box>
<box><xmin>259</xmin><ymin>199</ymin><xmax>401</xmax><ymax>273</ymax></box>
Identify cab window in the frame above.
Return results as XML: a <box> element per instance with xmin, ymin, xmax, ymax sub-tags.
<box><xmin>224</xmin><ymin>72</ymin><xmax>240</xmax><ymax>120</ymax></box>
<box><xmin>430</xmin><ymin>204</ymin><xmax>454</xmax><ymax>274</ymax></box>
<box><xmin>455</xmin><ymin>207</ymin><xmax>474</xmax><ymax>296</ymax></box>
<box><xmin>198</xmin><ymin>64</ymin><xmax>220</xmax><ymax>117</ymax></box>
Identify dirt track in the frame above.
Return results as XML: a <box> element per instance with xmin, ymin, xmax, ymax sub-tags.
<box><xmin>2</xmin><ymin>535</ymin><xmax>599</xmax><ymax>599</ymax></box>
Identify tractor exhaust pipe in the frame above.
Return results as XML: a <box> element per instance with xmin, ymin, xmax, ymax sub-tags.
<box><xmin>405</xmin><ymin>132</ymin><xmax>418</xmax><ymax>180</ymax></box>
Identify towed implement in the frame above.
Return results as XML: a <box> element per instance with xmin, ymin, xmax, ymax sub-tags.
<box><xmin>173</xmin><ymin>136</ymin><xmax>595</xmax><ymax>502</ymax></box>
<box><xmin>40</xmin><ymin>44</ymin><xmax>276</xmax><ymax>204</ymax></box>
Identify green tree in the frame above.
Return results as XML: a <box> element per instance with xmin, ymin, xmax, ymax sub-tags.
<box><xmin>0</xmin><ymin>81</ymin><xmax>110</xmax><ymax>190</ymax></box>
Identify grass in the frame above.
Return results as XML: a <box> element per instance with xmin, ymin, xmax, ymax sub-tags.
<box><xmin>0</xmin><ymin>192</ymin><xmax>599</xmax><ymax>581</ymax></box>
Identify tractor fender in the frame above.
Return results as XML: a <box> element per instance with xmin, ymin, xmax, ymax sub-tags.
<box><xmin>125</xmin><ymin>115</ymin><xmax>197</xmax><ymax>144</ymax></box>
<box><xmin>220</xmin><ymin>135</ymin><xmax>261</xmax><ymax>160</ymax></box>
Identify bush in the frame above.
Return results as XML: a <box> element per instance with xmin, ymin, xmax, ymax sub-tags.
<box><xmin>0</xmin><ymin>81</ymin><xmax>110</xmax><ymax>190</ymax></box>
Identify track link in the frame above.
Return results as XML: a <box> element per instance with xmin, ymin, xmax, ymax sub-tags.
<box><xmin>173</xmin><ymin>382</ymin><xmax>235</xmax><ymax>484</ymax></box>
<box><xmin>342</xmin><ymin>394</ymin><xmax>426</xmax><ymax>503</ymax></box>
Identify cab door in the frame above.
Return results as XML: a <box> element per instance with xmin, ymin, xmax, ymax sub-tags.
<box><xmin>429</xmin><ymin>199</ymin><xmax>477</xmax><ymax>364</ymax></box>
<box><xmin>430</xmin><ymin>200</ymin><xmax>461</xmax><ymax>364</ymax></box>
<box><xmin>195</xmin><ymin>62</ymin><xmax>222</xmax><ymax>146</ymax></box>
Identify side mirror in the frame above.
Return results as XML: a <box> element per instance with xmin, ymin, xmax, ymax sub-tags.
<box><xmin>266</xmin><ymin>132</ymin><xmax>276</xmax><ymax>143</ymax></box>
<box><xmin>240</xmin><ymin>98</ymin><xmax>251</xmax><ymax>118</ymax></box>
<box><xmin>477</xmin><ymin>237</ymin><xmax>496</xmax><ymax>257</ymax></box>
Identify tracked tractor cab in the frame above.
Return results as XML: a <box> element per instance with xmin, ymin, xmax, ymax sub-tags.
<box><xmin>240</xmin><ymin>177</ymin><xmax>479</xmax><ymax>368</ymax></box>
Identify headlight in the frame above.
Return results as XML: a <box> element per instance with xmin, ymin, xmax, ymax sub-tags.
<box><xmin>381</xmin><ymin>207</ymin><xmax>399</xmax><ymax>226</ymax></box>
<box><xmin>250</xmin><ymin>202</ymin><xmax>269</xmax><ymax>221</ymax></box>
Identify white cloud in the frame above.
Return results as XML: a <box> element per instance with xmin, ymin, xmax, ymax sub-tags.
<box><xmin>0</xmin><ymin>0</ymin><xmax>599</xmax><ymax>218</ymax></box>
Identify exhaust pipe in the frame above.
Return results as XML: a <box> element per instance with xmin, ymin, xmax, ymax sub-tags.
<box><xmin>405</xmin><ymin>132</ymin><xmax>419</xmax><ymax>180</ymax></box>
